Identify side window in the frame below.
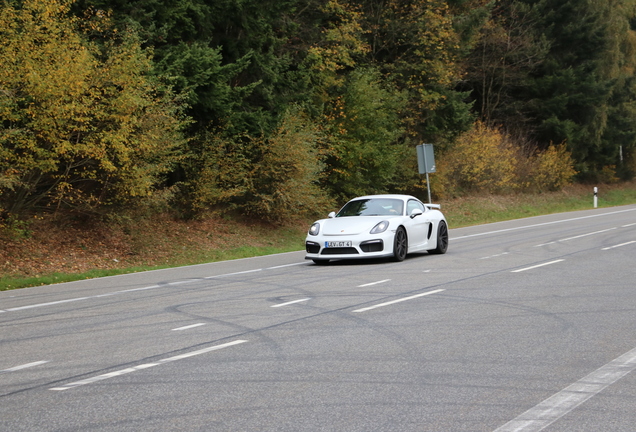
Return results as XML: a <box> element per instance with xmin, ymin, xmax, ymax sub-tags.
<box><xmin>407</xmin><ymin>200</ymin><xmax>424</xmax><ymax>215</ymax></box>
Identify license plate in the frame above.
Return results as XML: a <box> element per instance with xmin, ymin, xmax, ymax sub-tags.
<box><xmin>325</xmin><ymin>240</ymin><xmax>352</xmax><ymax>248</ymax></box>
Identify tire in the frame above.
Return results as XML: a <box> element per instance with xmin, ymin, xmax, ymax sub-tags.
<box><xmin>312</xmin><ymin>259</ymin><xmax>330</xmax><ymax>265</ymax></box>
<box><xmin>429</xmin><ymin>221</ymin><xmax>448</xmax><ymax>254</ymax></box>
<box><xmin>392</xmin><ymin>227</ymin><xmax>408</xmax><ymax>262</ymax></box>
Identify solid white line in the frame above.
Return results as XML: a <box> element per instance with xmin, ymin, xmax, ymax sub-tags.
<box><xmin>623</xmin><ymin>223</ymin><xmax>636</xmax><ymax>227</ymax></box>
<box><xmin>451</xmin><ymin>208</ymin><xmax>636</xmax><ymax>241</ymax></box>
<box><xmin>6</xmin><ymin>266</ymin><xmax>271</xmax><ymax>313</ymax></box>
<box><xmin>50</xmin><ymin>340</ymin><xmax>247</xmax><ymax>391</ymax></box>
<box><xmin>358</xmin><ymin>279</ymin><xmax>391</xmax><ymax>287</ymax></box>
<box><xmin>271</xmin><ymin>298</ymin><xmax>311</xmax><ymax>308</ymax></box>
<box><xmin>352</xmin><ymin>289</ymin><xmax>445</xmax><ymax>313</ymax></box>
<box><xmin>560</xmin><ymin>228</ymin><xmax>616</xmax><ymax>242</ymax></box>
<box><xmin>493</xmin><ymin>346</ymin><xmax>636</xmax><ymax>432</ymax></box>
<box><xmin>602</xmin><ymin>241</ymin><xmax>636</xmax><ymax>251</ymax></box>
<box><xmin>1</xmin><ymin>361</ymin><xmax>49</xmax><ymax>373</ymax></box>
<box><xmin>172</xmin><ymin>323</ymin><xmax>206</xmax><ymax>331</ymax></box>
<box><xmin>511</xmin><ymin>260</ymin><xmax>564</xmax><ymax>273</ymax></box>
<box><xmin>534</xmin><ymin>228</ymin><xmax>617</xmax><ymax>247</ymax></box>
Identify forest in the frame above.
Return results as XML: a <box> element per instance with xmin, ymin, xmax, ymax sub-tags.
<box><xmin>1</xmin><ymin>0</ymin><xmax>636</xmax><ymax>224</ymax></box>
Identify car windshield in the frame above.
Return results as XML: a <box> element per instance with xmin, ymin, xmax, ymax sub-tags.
<box><xmin>336</xmin><ymin>198</ymin><xmax>404</xmax><ymax>217</ymax></box>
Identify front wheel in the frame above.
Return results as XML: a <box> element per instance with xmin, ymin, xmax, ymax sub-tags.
<box><xmin>393</xmin><ymin>227</ymin><xmax>408</xmax><ymax>262</ymax></box>
<box><xmin>429</xmin><ymin>221</ymin><xmax>448</xmax><ymax>254</ymax></box>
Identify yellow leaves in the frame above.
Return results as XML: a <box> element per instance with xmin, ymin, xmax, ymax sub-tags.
<box><xmin>435</xmin><ymin>123</ymin><xmax>578</xmax><ymax>197</ymax></box>
<box><xmin>531</xmin><ymin>143</ymin><xmax>577</xmax><ymax>191</ymax></box>
<box><xmin>0</xmin><ymin>0</ymin><xmax>187</xmax><ymax>213</ymax></box>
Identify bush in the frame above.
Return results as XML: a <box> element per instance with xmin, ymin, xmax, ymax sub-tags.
<box><xmin>0</xmin><ymin>0</ymin><xmax>187</xmax><ymax>216</ymax></box>
<box><xmin>435</xmin><ymin>123</ymin><xmax>518</xmax><ymax>197</ymax></box>
<box><xmin>183</xmin><ymin>108</ymin><xmax>331</xmax><ymax>223</ymax></box>
<box><xmin>528</xmin><ymin>143</ymin><xmax>578</xmax><ymax>191</ymax></box>
<box><xmin>434</xmin><ymin>123</ymin><xmax>578</xmax><ymax>197</ymax></box>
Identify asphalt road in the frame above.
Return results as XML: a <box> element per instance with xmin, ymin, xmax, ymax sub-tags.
<box><xmin>1</xmin><ymin>205</ymin><xmax>636</xmax><ymax>432</ymax></box>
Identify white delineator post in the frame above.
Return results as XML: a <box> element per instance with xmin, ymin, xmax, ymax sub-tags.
<box><xmin>594</xmin><ymin>187</ymin><xmax>598</xmax><ymax>208</ymax></box>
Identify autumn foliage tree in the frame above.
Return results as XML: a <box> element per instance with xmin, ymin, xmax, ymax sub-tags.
<box><xmin>0</xmin><ymin>0</ymin><xmax>187</xmax><ymax>216</ymax></box>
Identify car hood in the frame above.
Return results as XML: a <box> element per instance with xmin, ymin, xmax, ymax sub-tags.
<box><xmin>320</xmin><ymin>216</ymin><xmax>393</xmax><ymax>236</ymax></box>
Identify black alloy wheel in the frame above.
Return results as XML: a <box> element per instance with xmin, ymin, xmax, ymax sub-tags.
<box><xmin>393</xmin><ymin>227</ymin><xmax>408</xmax><ymax>262</ymax></box>
<box><xmin>429</xmin><ymin>221</ymin><xmax>448</xmax><ymax>254</ymax></box>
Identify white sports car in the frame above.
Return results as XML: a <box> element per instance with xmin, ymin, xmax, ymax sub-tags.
<box><xmin>305</xmin><ymin>194</ymin><xmax>448</xmax><ymax>264</ymax></box>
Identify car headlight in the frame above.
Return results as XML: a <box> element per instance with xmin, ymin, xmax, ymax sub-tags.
<box><xmin>308</xmin><ymin>222</ymin><xmax>320</xmax><ymax>236</ymax></box>
<box><xmin>370</xmin><ymin>220</ymin><xmax>389</xmax><ymax>234</ymax></box>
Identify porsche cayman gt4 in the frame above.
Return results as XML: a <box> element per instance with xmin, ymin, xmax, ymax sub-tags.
<box><xmin>305</xmin><ymin>194</ymin><xmax>448</xmax><ymax>264</ymax></box>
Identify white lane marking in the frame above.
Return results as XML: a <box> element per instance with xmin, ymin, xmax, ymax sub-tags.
<box><xmin>95</xmin><ymin>285</ymin><xmax>161</xmax><ymax>297</ymax></box>
<box><xmin>267</xmin><ymin>262</ymin><xmax>307</xmax><ymax>270</ymax></box>
<box><xmin>168</xmin><ymin>280</ymin><xmax>197</xmax><ymax>286</ymax></box>
<box><xmin>481</xmin><ymin>252</ymin><xmax>510</xmax><ymax>260</ymax></box>
<box><xmin>6</xmin><ymin>263</ymin><xmax>290</xmax><ymax>313</ymax></box>
<box><xmin>352</xmin><ymin>289</ymin><xmax>445</xmax><ymax>313</ymax></box>
<box><xmin>451</xmin><ymin>208</ymin><xmax>636</xmax><ymax>241</ymax></box>
<box><xmin>358</xmin><ymin>279</ymin><xmax>391</xmax><ymax>287</ymax></box>
<box><xmin>493</xmin><ymin>346</ymin><xmax>636</xmax><ymax>432</ymax></box>
<box><xmin>157</xmin><ymin>340</ymin><xmax>247</xmax><ymax>363</ymax></box>
<box><xmin>204</xmin><ymin>269</ymin><xmax>263</xmax><ymax>279</ymax></box>
<box><xmin>271</xmin><ymin>298</ymin><xmax>311</xmax><ymax>308</ymax></box>
<box><xmin>5</xmin><ymin>297</ymin><xmax>90</xmax><ymax>312</ymax></box>
<box><xmin>1</xmin><ymin>361</ymin><xmax>49</xmax><ymax>373</ymax></box>
<box><xmin>511</xmin><ymin>260</ymin><xmax>565</xmax><ymax>273</ymax></box>
<box><xmin>560</xmin><ymin>227</ymin><xmax>616</xmax><ymax>241</ymax></box>
<box><xmin>602</xmin><ymin>241</ymin><xmax>636</xmax><ymax>251</ymax></box>
<box><xmin>622</xmin><ymin>223</ymin><xmax>636</xmax><ymax>227</ymax></box>
<box><xmin>50</xmin><ymin>363</ymin><xmax>159</xmax><ymax>391</ymax></box>
<box><xmin>172</xmin><ymin>323</ymin><xmax>206</xmax><ymax>331</ymax></box>
<box><xmin>6</xmin><ymin>284</ymin><xmax>165</xmax><ymax>311</ymax></box>
<box><xmin>534</xmin><ymin>228</ymin><xmax>617</xmax><ymax>247</ymax></box>
<box><xmin>50</xmin><ymin>340</ymin><xmax>247</xmax><ymax>391</ymax></box>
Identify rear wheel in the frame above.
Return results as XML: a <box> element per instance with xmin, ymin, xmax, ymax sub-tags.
<box><xmin>393</xmin><ymin>227</ymin><xmax>408</xmax><ymax>262</ymax></box>
<box><xmin>429</xmin><ymin>221</ymin><xmax>448</xmax><ymax>254</ymax></box>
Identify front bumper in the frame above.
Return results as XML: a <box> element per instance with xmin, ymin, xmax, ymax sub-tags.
<box><xmin>304</xmin><ymin>231</ymin><xmax>396</xmax><ymax>261</ymax></box>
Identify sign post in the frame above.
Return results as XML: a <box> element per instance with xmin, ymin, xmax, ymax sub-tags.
<box><xmin>416</xmin><ymin>144</ymin><xmax>436</xmax><ymax>203</ymax></box>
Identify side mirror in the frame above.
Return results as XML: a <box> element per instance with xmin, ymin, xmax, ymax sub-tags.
<box><xmin>410</xmin><ymin>208</ymin><xmax>423</xmax><ymax>219</ymax></box>
<box><xmin>328</xmin><ymin>211</ymin><xmax>336</xmax><ymax>218</ymax></box>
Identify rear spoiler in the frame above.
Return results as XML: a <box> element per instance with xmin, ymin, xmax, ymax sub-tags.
<box><xmin>425</xmin><ymin>203</ymin><xmax>441</xmax><ymax>210</ymax></box>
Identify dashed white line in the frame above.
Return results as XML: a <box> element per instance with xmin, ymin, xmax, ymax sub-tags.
<box><xmin>205</xmin><ymin>269</ymin><xmax>263</xmax><ymax>279</ymax></box>
<box><xmin>50</xmin><ymin>340</ymin><xmax>247</xmax><ymax>391</ymax></box>
<box><xmin>511</xmin><ymin>260</ymin><xmax>565</xmax><ymax>273</ymax></box>
<box><xmin>172</xmin><ymin>323</ymin><xmax>206</xmax><ymax>331</ymax></box>
<box><xmin>480</xmin><ymin>252</ymin><xmax>509</xmax><ymax>260</ymax></box>
<box><xmin>353</xmin><ymin>289</ymin><xmax>445</xmax><ymax>313</ymax></box>
<box><xmin>267</xmin><ymin>262</ymin><xmax>307</xmax><ymax>270</ymax></box>
<box><xmin>1</xmin><ymin>361</ymin><xmax>49</xmax><ymax>373</ymax></box>
<box><xmin>5</xmin><ymin>297</ymin><xmax>90</xmax><ymax>312</ymax></box>
<box><xmin>358</xmin><ymin>279</ymin><xmax>391</xmax><ymax>287</ymax></box>
<box><xmin>271</xmin><ymin>298</ymin><xmax>311</xmax><ymax>308</ymax></box>
<box><xmin>602</xmin><ymin>241</ymin><xmax>636</xmax><ymax>250</ymax></box>
<box><xmin>493</xmin><ymin>346</ymin><xmax>636</xmax><ymax>432</ymax></box>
